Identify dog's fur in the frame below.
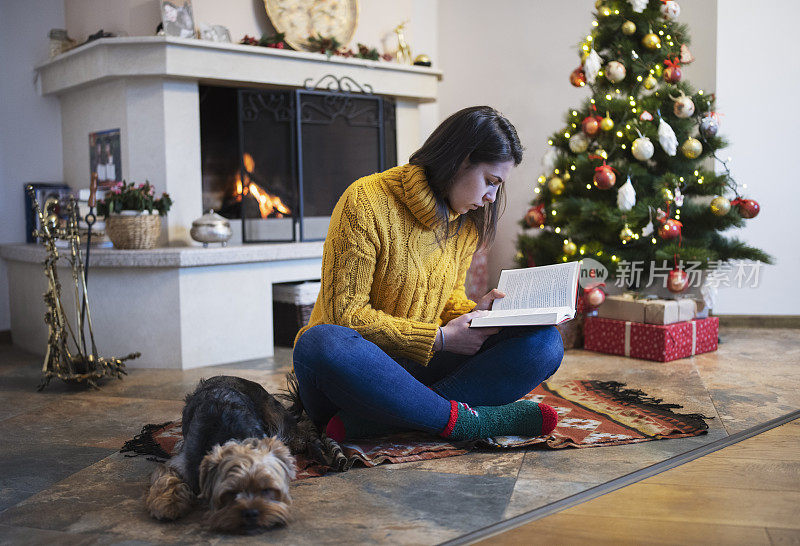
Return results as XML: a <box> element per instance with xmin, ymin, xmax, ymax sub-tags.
<box><xmin>145</xmin><ymin>375</ymin><xmax>320</xmax><ymax>532</ymax></box>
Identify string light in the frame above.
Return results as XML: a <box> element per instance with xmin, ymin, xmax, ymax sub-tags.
<box><xmin>592</xmin><ymin>20</ymin><xmax>599</xmax><ymax>27</ymax></box>
<box><xmin>538</xmin><ymin>175</ymin><xmax>546</xmax><ymax>183</ymax></box>
<box><xmin>611</xmin><ymin>255</ymin><xmax>618</xmax><ymax>262</ymax></box>
<box><xmin>551</xmin><ymin>210</ymin><xmax>557</xmax><ymax>216</ymax></box>
<box><xmin>605</xmin><ymin>94</ymin><xmax>612</xmax><ymax>100</ymax></box>
<box><xmin>658</xmin><ymin>30</ymin><xmax>664</xmax><ymax>35</ymax></box>
<box><xmin>555</xmin><ymin>227</ymin><xmax>561</xmax><ymax>233</ymax></box>
<box><xmin>534</xmin><ymin>187</ymin><xmax>541</xmax><ymax>194</ymax></box>
<box><xmin>616</xmin><ymin>130</ymin><xmax>624</xmax><ymax>137</ymax></box>
<box><xmin>572</xmin><ymin>110</ymin><xmax>578</xmax><ymax>116</ymax></box>
<box><xmin>547</xmin><ymin>139</ymin><xmax>554</xmax><ymax>145</ymax></box>
<box><xmin>651</xmin><ymin>237</ymin><xmax>657</xmax><ymax>244</ymax></box>
<box><xmin>637</xmin><ymin>75</ymin><xmax>643</xmax><ymax>82</ymax></box>
<box><xmin>570</xmin><ymin>165</ymin><xmax>576</xmax><ymax>171</ymax></box>
<box><xmin>564</xmin><ymin>132</ymin><xmax>571</xmax><ymax>138</ymax></box>
<box><xmin>621</xmin><ymin>144</ymin><xmax>627</xmax><ymax>149</ymax></box>
<box><xmin>586</xmin><ymin>184</ymin><xmax>592</xmax><ymax>189</ymax></box>
<box><xmin>554</xmin><ymin>169</ymin><xmax>560</xmax><ymax>174</ymax></box>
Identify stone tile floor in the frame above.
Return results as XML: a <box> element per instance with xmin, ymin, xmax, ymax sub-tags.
<box><xmin>0</xmin><ymin>327</ymin><xmax>797</xmax><ymax>544</ymax></box>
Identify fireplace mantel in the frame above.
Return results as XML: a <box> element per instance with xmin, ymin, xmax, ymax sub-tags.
<box><xmin>36</xmin><ymin>36</ymin><xmax>442</xmax><ymax>100</ymax></box>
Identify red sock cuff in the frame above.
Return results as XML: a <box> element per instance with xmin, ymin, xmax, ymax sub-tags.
<box><xmin>325</xmin><ymin>415</ymin><xmax>345</xmax><ymax>443</ymax></box>
<box><xmin>440</xmin><ymin>400</ymin><xmax>459</xmax><ymax>438</ymax></box>
<box><xmin>539</xmin><ymin>403</ymin><xmax>558</xmax><ymax>435</ymax></box>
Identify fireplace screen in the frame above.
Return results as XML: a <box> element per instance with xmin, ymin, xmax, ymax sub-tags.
<box><xmin>200</xmin><ymin>80</ymin><xmax>396</xmax><ymax>243</ymax></box>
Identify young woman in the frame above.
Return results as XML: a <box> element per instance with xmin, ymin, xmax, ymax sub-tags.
<box><xmin>293</xmin><ymin>106</ymin><xmax>563</xmax><ymax>442</ymax></box>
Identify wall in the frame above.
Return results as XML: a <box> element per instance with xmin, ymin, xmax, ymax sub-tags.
<box><xmin>0</xmin><ymin>0</ymin><xmax>65</xmax><ymax>331</ymax></box>
<box><xmin>437</xmin><ymin>0</ymin><xmax>792</xmax><ymax>315</ymax></box>
<box><xmin>713</xmin><ymin>0</ymin><xmax>798</xmax><ymax>314</ymax></box>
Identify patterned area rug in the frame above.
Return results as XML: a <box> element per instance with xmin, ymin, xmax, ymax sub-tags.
<box><xmin>121</xmin><ymin>381</ymin><xmax>709</xmax><ymax>480</ymax></box>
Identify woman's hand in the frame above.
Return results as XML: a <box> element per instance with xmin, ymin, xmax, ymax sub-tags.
<box><xmin>440</xmin><ymin>310</ymin><xmax>501</xmax><ymax>355</ymax></box>
<box><xmin>472</xmin><ymin>289</ymin><xmax>506</xmax><ymax>311</ymax></box>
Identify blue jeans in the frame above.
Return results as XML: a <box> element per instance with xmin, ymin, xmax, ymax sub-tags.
<box><xmin>292</xmin><ymin>323</ymin><xmax>564</xmax><ymax>434</ymax></box>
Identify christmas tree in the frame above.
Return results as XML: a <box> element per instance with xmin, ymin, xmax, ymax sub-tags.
<box><xmin>517</xmin><ymin>0</ymin><xmax>772</xmax><ymax>292</ymax></box>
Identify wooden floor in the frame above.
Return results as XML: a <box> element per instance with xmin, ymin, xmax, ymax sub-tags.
<box><xmin>481</xmin><ymin>417</ymin><xmax>800</xmax><ymax>545</ymax></box>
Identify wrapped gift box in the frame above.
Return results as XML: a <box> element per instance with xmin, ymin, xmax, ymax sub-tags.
<box><xmin>598</xmin><ymin>294</ymin><xmax>696</xmax><ymax>325</ymax></box>
<box><xmin>584</xmin><ymin>316</ymin><xmax>718</xmax><ymax>362</ymax></box>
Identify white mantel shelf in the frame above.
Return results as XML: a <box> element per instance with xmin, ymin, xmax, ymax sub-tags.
<box><xmin>0</xmin><ymin>241</ymin><xmax>324</xmax><ymax>268</ymax></box>
<box><xmin>36</xmin><ymin>36</ymin><xmax>443</xmax><ymax>101</ymax></box>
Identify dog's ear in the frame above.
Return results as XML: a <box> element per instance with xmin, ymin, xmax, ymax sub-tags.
<box><xmin>258</xmin><ymin>436</ymin><xmax>297</xmax><ymax>481</ymax></box>
<box><xmin>198</xmin><ymin>445</ymin><xmax>223</xmax><ymax>500</ymax></box>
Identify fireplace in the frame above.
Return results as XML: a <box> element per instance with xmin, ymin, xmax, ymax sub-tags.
<box><xmin>200</xmin><ymin>77</ymin><xmax>397</xmax><ymax>243</ymax></box>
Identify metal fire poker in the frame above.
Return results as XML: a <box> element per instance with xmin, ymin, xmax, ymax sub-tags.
<box><xmin>79</xmin><ymin>173</ymin><xmax>98</xmax><ymax>355</ymax></box>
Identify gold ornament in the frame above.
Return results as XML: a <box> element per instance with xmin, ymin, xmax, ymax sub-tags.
<box><xmin>643</xmin><ymin>75</ymin><xmax>657</xmax><ymax>89</ymax></box>
<box><xmin>413</xmin><ymin>54</ymin><xmax>432</xmax><ymax>67</ymax></box>
<box><xmin>619</xmin><ymin>224</ymin><xmax>634</xmax><ymax>243</ymax></box>
<box><xmin>642</xmin><ymin>33</ymin><xmax>661</xmax><ymax>50</ymax></box>
<box><xmin>600</xmin><ymin>115</ymin><xmax>614</xmax><ymax>131</ymax></box>
<box><xmin>393</xmin><ymin>21</ymin><xmax>413</xmax><ymax>64</ymax></box>
<box><xmin>710</xmin><ymin>196</ymin><xmax>731</xmax><ymax>216</ymax></box>
<box><xmin>660</xmin><ymin>188</ymin><xmax>674</xmax><ymax>202</ymax></box>
<box><xmin>563</xmin><ymin>241</ymin><xmax>577</xmax><ymax>256</ymax></box>
<box><xmin>25</xmin><ymin>186</ymin><xmax>138</xmax><ymax>390</ymax></box>
<box><xmin>681</xmin><ymin>137</ymin><xmax>703</xmax><ymax>159</ymax></box>
<box><xmin>622</xmin><ymin>21</ymin><xmax>636</xmax><ymax>35</ymax></box>
<box><xmin>548</xmin><ymin>176</ymin><xmax>565</xmax><ymax>195</ymax></box>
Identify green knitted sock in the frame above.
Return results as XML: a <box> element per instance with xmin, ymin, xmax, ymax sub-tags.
<box><xmin>442</xmin><ymin>401</ymin><xmax>558</xmax><ymax>441</ymax></box>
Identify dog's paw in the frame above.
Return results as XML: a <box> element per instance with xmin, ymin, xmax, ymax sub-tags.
<box><xmin>145</xmin><ymin>464</ymin><xmax>195</xmax><ymax>521</ymax></box>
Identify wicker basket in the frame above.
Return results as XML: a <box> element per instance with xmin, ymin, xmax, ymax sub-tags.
<box><xmin>105</xmin><ymin>213</ymin><xmax>162</xmax><ymax>249</ymax></box>
<box><xmin>273</xmin><ymin>282</ymin><xmax>320</xmax><ymax>347</ymax></box>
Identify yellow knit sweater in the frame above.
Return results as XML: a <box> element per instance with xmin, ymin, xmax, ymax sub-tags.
<box><xmin>294</xmin><ymin>164</ymin><xmax>479</xmax><ymax>365</ymax></box>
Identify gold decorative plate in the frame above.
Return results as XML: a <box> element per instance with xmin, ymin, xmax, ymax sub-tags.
<box><xmin>264</xmin><ymin>0</ymin><xmax>359</xmax><ymax>52</ymax></box>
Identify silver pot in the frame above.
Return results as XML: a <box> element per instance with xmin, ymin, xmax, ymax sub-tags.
<box><xmin>190</xmin><ymin>210</ymin><xmax>232</xmax><ymax>247</ymax></box>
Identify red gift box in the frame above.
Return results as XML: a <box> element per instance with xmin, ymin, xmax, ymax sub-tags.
<box><xmin>584</xmin><ymin>316</ymin><xmax>718</xmax><ymax>362</ymax></box>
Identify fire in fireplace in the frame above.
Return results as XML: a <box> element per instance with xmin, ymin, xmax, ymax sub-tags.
<box><xmin>200</xmin><ymin>77</ymin><xmax>396</xmax><ymax>243</ymax></box>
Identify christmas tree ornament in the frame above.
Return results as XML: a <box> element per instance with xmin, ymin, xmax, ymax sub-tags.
<box><xmin>699</xmin><ymin>113</ymin><xmax>719</xmax><ymax>138</ymax></box>
<box><xmin>582</xmin><ymin>115</ymin><xmax>601</xmax><ymax>136</ymax></box>
<box><xmin>674</xmin><ymin>186</ymin><xmax>684</xmax><ymax>206</ymax></box>
<box><xmin>656</xmin><ymin>208</ymin><xmax>668</xmax><ymax>222</ymax></box>
<box><xmin>563</xmin><ymin>240</ymin><xmax>577</xmax><ymax>256</ymax></box>
<box><xmin>642</xmin><ymin>219</ymin><xmax>654</xmax><ymax>236</ymax></box>
<box><xmin>548</xmin><ymin>176</ymin><xmax>566</xmax><ymax>195</ymax></box>
<box><xmin>643</xmin><ymin>75</ymin><xmax>658</xmax><ymax>89</ymax></box>
<box><xmin>671</xmin><ymin>93</ymin><xmax>695</xmax><ymax>118</ymax></box>
<box><xmin>525</xmin><ymin>204</ymin><xmax>546</xmax><ymax>227</ymax></box>
<box><xmin>660</xmin><ymin>187</ymin><xmax>674</xmax><ymax>203</ymax></box>
<box><xmin>658</xmin><ymin>218</ymin><xmax>682</xmax><ymax>239</ymax></box>
<box><xmin>584</xmin><ymin>49</ymin><xmax>603</xmax><ymax>84</ymax></box>
<box><xmin>605</xmin><ymin>61</ymin><xmax>627</xmax><ymax>83</ymax></box>
<box><xmin>585</xmin><ymin>285</ymin><xmax>606</xmax><ymax>307</ymax></box>
<box><xmin>619</xmin><ymin>224</ymin><xmax>634</xmax><ymax>242</ymax></box>
<box><xmin>663</xmin><ymin>58</ymin><xmax>682</xmax><ymax>83</ymax></box>
<box><xmin>632</xmin><ymin>135</ymin><xmax>655</xmax><ymax>161</ymax></box>
<box><xmin>622</xmin><ymin>20</ymin><xmax>636</xmax><ymax>35</ymax></box>
<box><xmin>617</xmin><ymin>177</ymin><xmax>636</xmax><ymax>210</ymax></box>
<box><xmin>593</xmin><ymin>163</ymin><xmax>617</xmax><ymax>189</ymax></box>
<box><xmin>681</xmin><ymin>137</ymin><xmax>703</xmax><ymax>159</ymax></box>
<box><xmin>680</xmin><ymin>43</ymin><xmax>695</xmax><ymax>64</ymax></box>
<box><xmin>570</xmin><ymin>66</ymin><xmax>587</xmax><ymax>87</ymax></box>
<box><xmin>660</xmin><ymin>0</ymin><xmax>681</xmax><ymax>20</ymax></box>
<box><xmin>600</xmin><ymin>113</ymin><xmax>615</xmax><ymax>131</ymax></box>
<box><xmin>658</xmin><ymin>117</ymin><xmax>678</xmax><ymax>156</ymax></box>
<box><xmin>639</xmin><ymin>110</ymin><xmax>654</xmax><ymax>121</ymax></box>
<box><xmin>541</xmin><ymin>147</ymin><xmax>558</xmax><ymax>173</ymax></box>
<box><xmin>642</xmin><ymin>33</ymin><xmax>661</xmax><ymax>50</ymax></box>
<box><xmin>732</xmin><ymin>198</ymin><xmax>760</xmax><ymax>219</ymax></box>
<box><xmin>667</xmin><ymin>266</ymin><xmax>689</xmax><ymax>293</ymax></box>
<box><xmin>569</xmin><ymin>132</ymin><xmax>590</xmax><ymax>153</ymax></box>
<box><xmin>710</xmin><ymin>196</ymin><xmax>731</xmax><ymax>216</ymax></box>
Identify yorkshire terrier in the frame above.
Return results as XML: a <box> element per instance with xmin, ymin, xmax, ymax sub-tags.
<box><xmin>145</xmin><ymin>375</ymin><xmax>323</xmax><ymax>532</ymax></box>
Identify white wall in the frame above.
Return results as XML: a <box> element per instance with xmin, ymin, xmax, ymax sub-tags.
<box><xmin>0</xmin><ymin>0</ymin><xmax>65</xmax><ymax>331</ymax></box>
<box><xmin>713</xmin><ymin>1</ymin><xmax>798</xmax><ymax>315</ymax></box>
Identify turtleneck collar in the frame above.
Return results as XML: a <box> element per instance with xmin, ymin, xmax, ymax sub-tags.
<box><xmin>391</xmin><ymin>164</ymin><xmax>460</xmax><ymax>230</ymax></box>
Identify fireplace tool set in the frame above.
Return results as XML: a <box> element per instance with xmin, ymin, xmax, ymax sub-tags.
<box><xmin>26</xmin><ymin>175</ymin><xmax>138</xmax><ymax>390</ymax></box>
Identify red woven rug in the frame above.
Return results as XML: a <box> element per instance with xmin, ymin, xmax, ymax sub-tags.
<box><xmin>122</xmin><ymin>380</ymin><xmax>709</xmax><ymax>479</ymax></box>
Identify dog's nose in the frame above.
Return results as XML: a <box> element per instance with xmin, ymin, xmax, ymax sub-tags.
<box><xmin>241</xmin><ymin>508</ymin><xmax>260</xmax><ymax>521</ymax></box>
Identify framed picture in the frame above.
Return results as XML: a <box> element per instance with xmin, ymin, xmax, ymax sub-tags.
<box><xmin>161</xmin><ymin>0</ymin><xmax>196</xmax><ymax>39</ymax></box>
<box><xmin>24</xmin><ymin>183</ymin><xmax>74</xmax><ymax>243</ymax></box>
<box><xmin>89</xmin><ymin>128</ymin><xmax>122</xmax><ymax>190</ymax></box>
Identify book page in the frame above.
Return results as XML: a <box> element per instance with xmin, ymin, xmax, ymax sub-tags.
<box><xmin>492</xmin><ymin>262</ymin><xmax>578</xmax><ymax>312</ymax></box>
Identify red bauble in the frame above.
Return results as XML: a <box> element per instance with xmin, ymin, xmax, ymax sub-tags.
<box><xmin>525</xmin><ymin>205</ymin><xmax>546</xmax><ymax>228</ymax></box>
<box><xmin>570</xmin><ymin>67</ymin><xmax>587</xmax><ymax>87</ymax></box>
<box><xmin>658</xmin><ymin>219</ymin><xmax>682</xmax><ymax>239</ymax></box>
<box><xmin>667</xmin><ymin>267</ymin><xmax>689</xmax><ymax>293</ymax></box>
<box><xmin>663</xmin><ymin>66</ymin><xmax>682</xmax><ymax>83</ymax></box>
<box><xmin>593</xmin><ymin>165</ymin><xmax>617</xmax><ymax>189</ymax></box>
<box><xmin>736</xmin><ymin>199</ymin><xmax>760</xmax><ymax>219</ymax></box>
<box><xmin>582</xmin><ymin>116</ymin><xmax>601</xmax><ymax>136</ymax></box>
<box><xmin>585</xmin><ymin>286</ymin><xmax>606</xmax><ymax>307</ymax></box>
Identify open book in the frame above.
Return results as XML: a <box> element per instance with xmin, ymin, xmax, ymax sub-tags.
<box><xmin>469</xmin><ymin>262</ymin><xmax>580</xmax><ymax>327</ymax></box>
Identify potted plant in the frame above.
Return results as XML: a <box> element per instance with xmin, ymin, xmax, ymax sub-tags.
<box><xmin>98</xmin><ymin>181</ymin><xmax>172</xmax><ymax>249</ymax></box>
